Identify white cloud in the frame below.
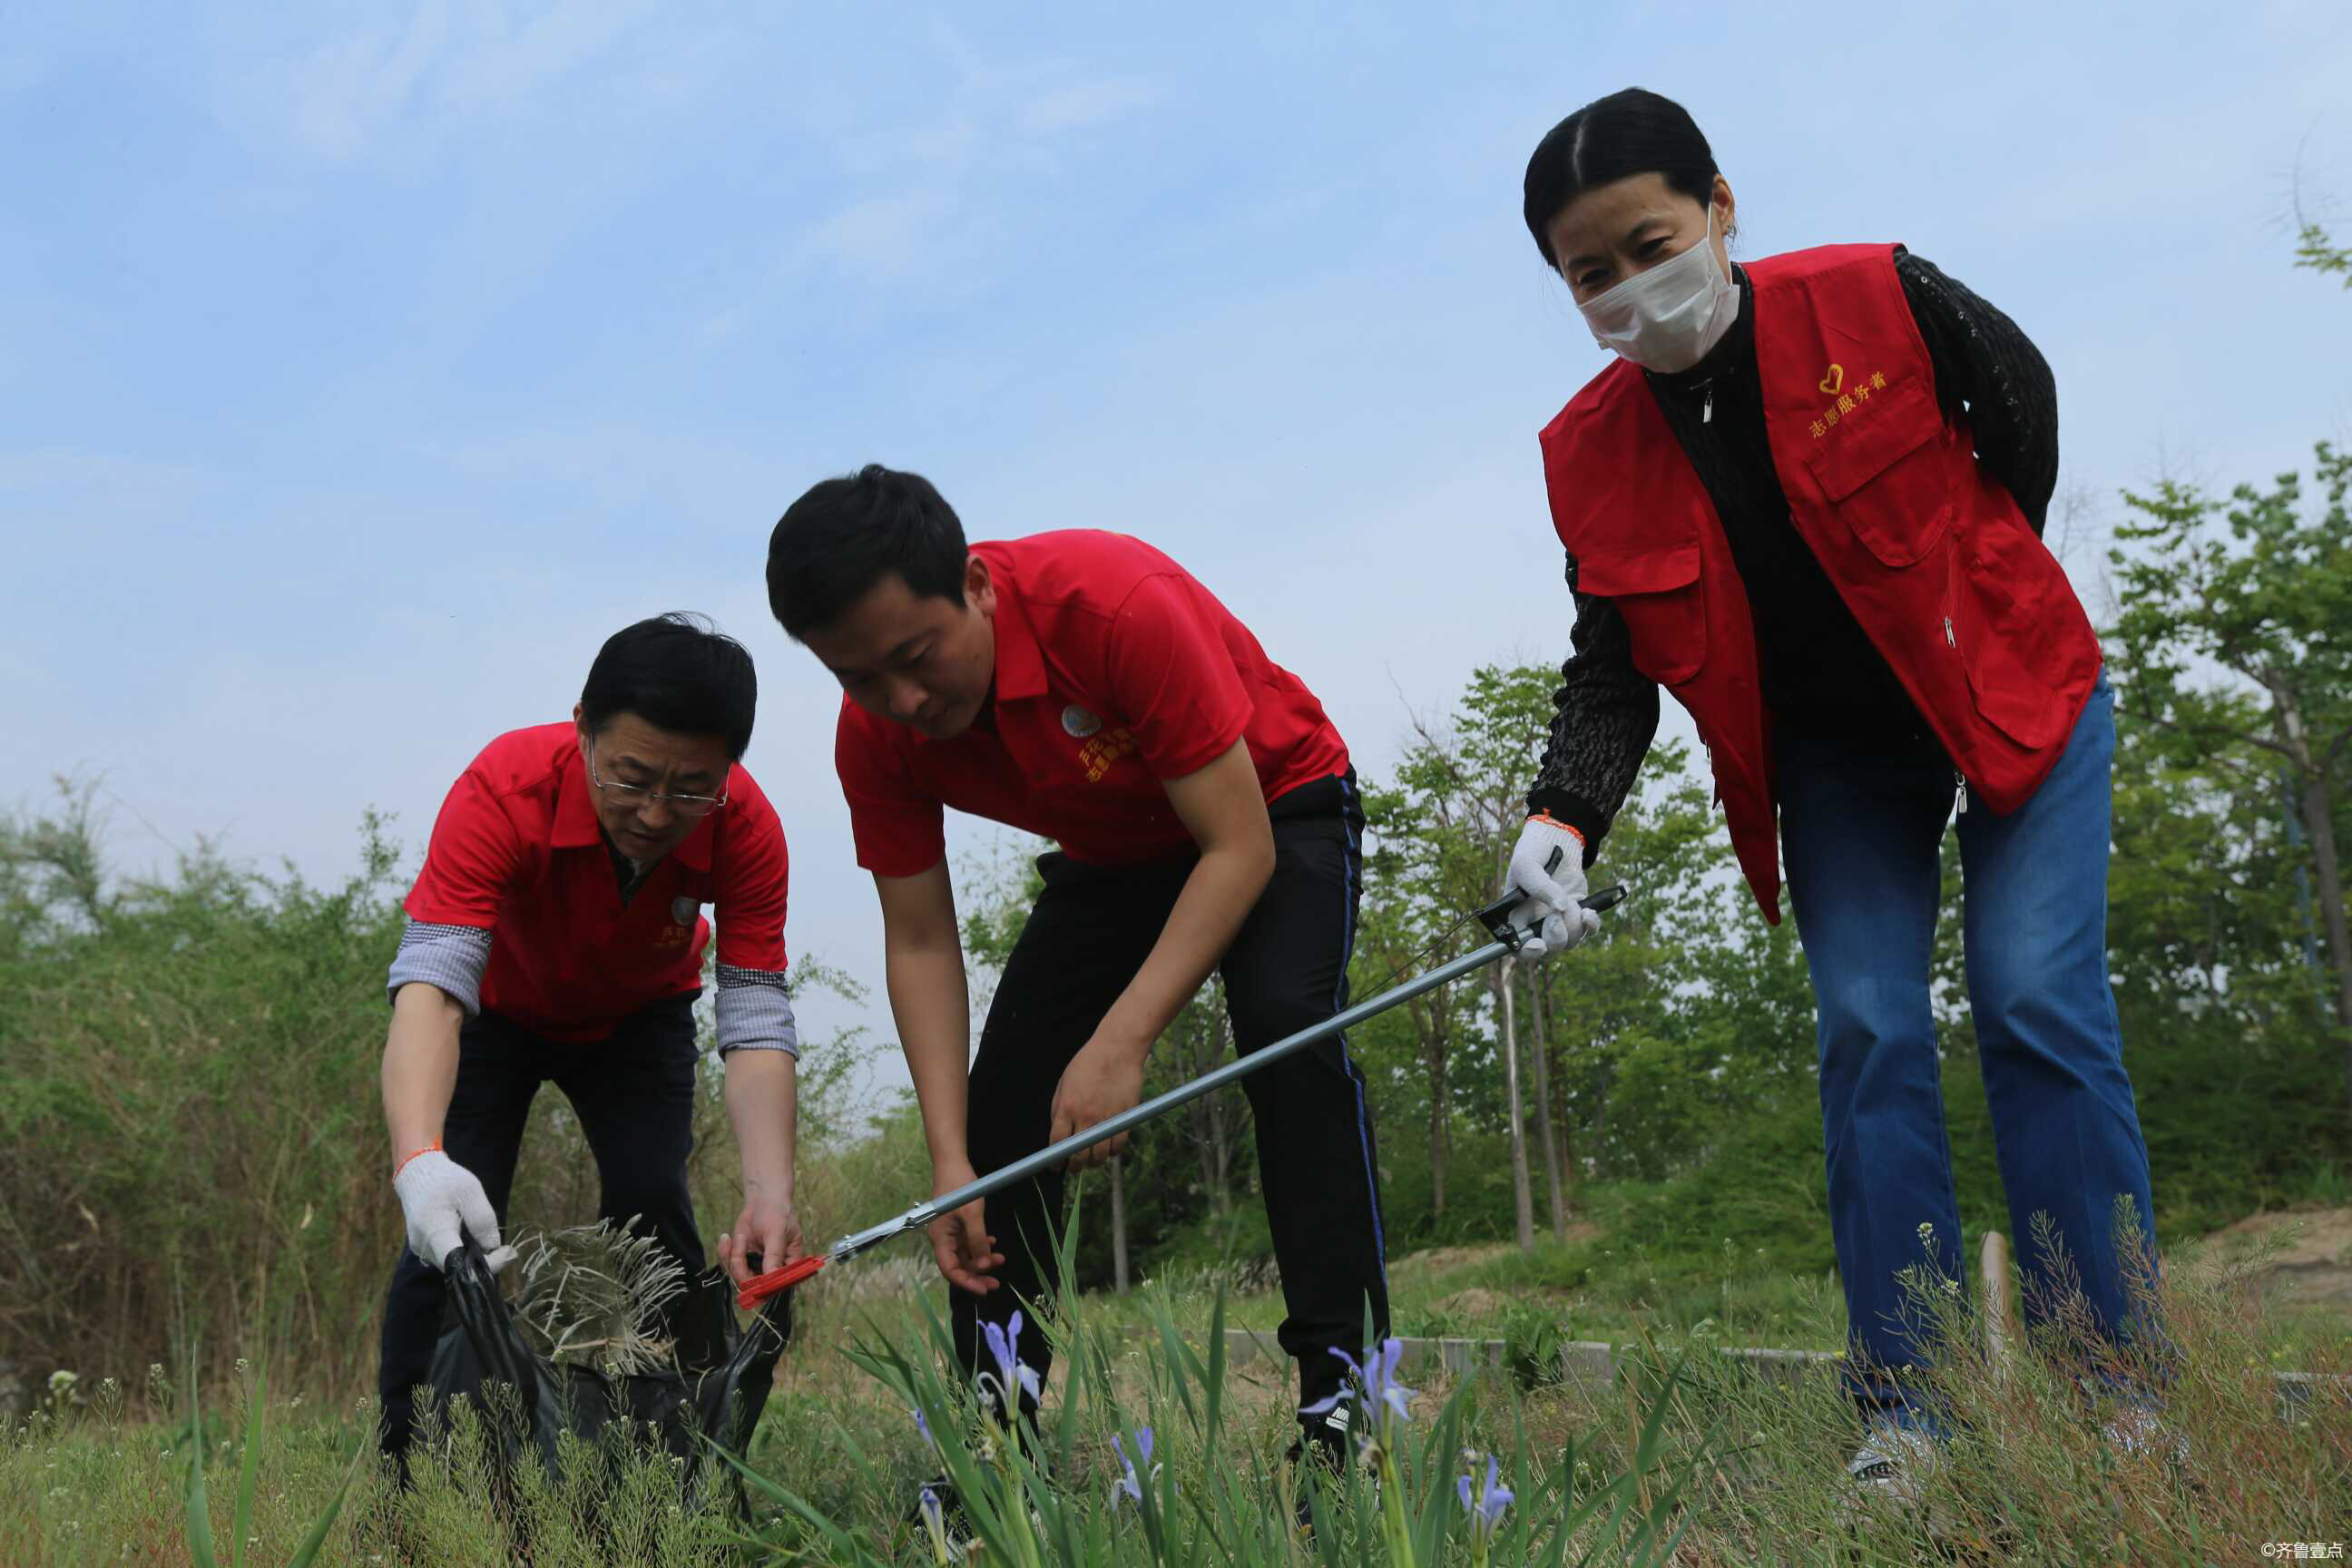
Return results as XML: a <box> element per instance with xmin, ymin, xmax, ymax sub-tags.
<box><xmin>1020</xmin><ymin>75</ymin><xmax>1158</xmax><ymax>133</ymax></box>
<box><xmin>810</xmin><ymin>192</ymin><xmax>945</xmax><ymax>273</ymax></box>
<box><xmin>233</xmin><ymin>0</ymin><xmax>647</xmax><ymax>161</ymax></box>
<box><xmin>280</xmin><ymin>0</ymin><xmax>451</xmax><ymax>159</ymax></box>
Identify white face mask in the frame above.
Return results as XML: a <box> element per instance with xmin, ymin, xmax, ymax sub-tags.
<box><xmin>1573</xmin><ymin>208</ymin><xmax>1739</xmax><ymax>374</ymax></box>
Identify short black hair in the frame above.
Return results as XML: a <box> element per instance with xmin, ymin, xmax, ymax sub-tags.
<box><xmin>579</xmin><ymin>612</ymin><xmax>758</xmax><ymax>760</ymax></box>
<box><xmin>766</xmin><ymin>465</ymin><xmax>969</xmax><ymax>640</ymax></box>
<box><xmin>1523</xmin><ymin>88</ymin><xmax>1720</xmax><ymax>270</ymax></box>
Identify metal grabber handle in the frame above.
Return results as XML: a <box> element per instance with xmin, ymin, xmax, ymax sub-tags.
<box><xmin>822</xmin><ymin>866</ymin><xmax>1629</xmax><ymax>1267</ymax></box>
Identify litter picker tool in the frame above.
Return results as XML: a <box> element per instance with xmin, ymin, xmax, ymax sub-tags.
<box><xmin>738</xmin><ymin>867</ymin><xmax>1626</xmax><ymax>1308</ymax></box>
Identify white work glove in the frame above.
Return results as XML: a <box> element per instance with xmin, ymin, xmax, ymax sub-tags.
<box><xmin>1505</xmin><ymin>815</ymin><xmax>1600</xmax><ymax>958</ymax></box>
<box><xmin>393</xmin><ymin>1149</ymin><xmax>506</xmax><ymax>1273</ymax></box>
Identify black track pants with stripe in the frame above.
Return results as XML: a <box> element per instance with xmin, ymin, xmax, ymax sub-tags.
<box><xmin>956</xmin><ymin>770</ymin><xmax>1390</xmax><ymax>1426</ymax></box>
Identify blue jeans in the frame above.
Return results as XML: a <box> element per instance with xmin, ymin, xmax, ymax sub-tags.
<box><xmin>1779</xmin><ymin>674</ymin><xmax>2156</xmax><ymax>1417</ymax></box>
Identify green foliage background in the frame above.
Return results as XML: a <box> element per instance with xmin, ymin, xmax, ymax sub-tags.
<box><xmin>2</xmin><ymin>442</ymin><xmax>2347</xmax><ymax>1402</ymax></box>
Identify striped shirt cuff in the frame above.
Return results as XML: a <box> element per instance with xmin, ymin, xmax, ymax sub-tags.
<box><xmin>387</xmin><ymin>922</ymin><xmax>493</xmax><ymax>1016</ymax></box>
<box><xmin>716</xmin><ymin>965</ymin><xmax>800</xmax><ymax>1057</ymax></box>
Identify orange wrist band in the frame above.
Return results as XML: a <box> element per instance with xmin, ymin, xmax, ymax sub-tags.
<box><xmin>1530</xmin><ymin>810</ymin><xmax>1586</xmax><ymax>845</ymax></box>
<box><xmin>394</xmin><ymin>1139</ymin><xmax>443</xmax><ymax>1179</ymax></box>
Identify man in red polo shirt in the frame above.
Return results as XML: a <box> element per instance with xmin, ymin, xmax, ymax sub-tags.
<box><xmin>376</xmin><ymin>613</ymin><xmax>803</xmax><ymax>1465</ymax></box>
<box><xmin>764</xmin><ymin>466</ymin><xmax>1388</xmax><ymax>1485</ymax></box>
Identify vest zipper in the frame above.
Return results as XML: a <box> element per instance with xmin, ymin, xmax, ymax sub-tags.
<box><xmin>1945</xmin><ymin>617</ymin><xmax>1966</xmax><ymax>813</ymax></box>
<box><xmin>1701</xmin><ymin>383</ymin><xmax>1714</xmax><ymax>424</ymax></box>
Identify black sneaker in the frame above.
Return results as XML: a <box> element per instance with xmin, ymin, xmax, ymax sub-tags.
<box><xmin>1285</xmin><ymin>1399</ymin><xmax>1354</xmax><ymax>1534</ymax></box>
<box><xmin>909</xmin><ymin>1440</ymin><xmax>1051</xmax><ymax>1549</ymax></box>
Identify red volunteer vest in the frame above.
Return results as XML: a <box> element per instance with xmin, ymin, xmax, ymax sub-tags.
<box><xmin>1539</xmin><ymin>244</ymin><xmax>2101</xmax><ymax>922</ymax></box>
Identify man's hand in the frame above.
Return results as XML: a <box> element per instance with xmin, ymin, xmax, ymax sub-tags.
<box><xmin>393</xmin><ymin>1149</ymin><xmax>501</xmax><ymax>1270</ymax></box>
<box><xmin>1505</xmin><ymin>815</ymin><xmax>1601</xmax><ymax>958</ymax></box>
<box><xmin>720</xmin><ymin>1190</ymin><xmax>805</xmax><ymax>1287</ymax></box>
<box><xmin>925</xmin><ymin>1161</ymin><xmax>1005</xmax><ymax>1294</ymax></box>
<box><xmin>1050</xmin><ymin>1033</ymin><xmax>1148</xmax><ymax>1171</ymax></box>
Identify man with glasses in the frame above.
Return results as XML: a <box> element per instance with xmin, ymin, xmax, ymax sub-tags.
<box><xmin>375</xmin><ymin>612</ymin><xmax>801</xmax><ymax>1466</ymax></box>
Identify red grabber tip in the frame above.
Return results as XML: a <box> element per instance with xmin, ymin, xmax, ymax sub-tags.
<box><xmin>736</xmin><ymin>1252</ymin><xmax>827</xmax><ymax>1309</ymax></box>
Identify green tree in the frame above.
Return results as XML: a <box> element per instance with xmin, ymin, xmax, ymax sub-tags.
<box><xmin>2296</xmin><ymin>220</ymin><xmax>2351</xmax><ymax>288</ymax></box>
<box><xmin>1372</xmin><ymin>664</ymin><xmax>1570</xmax><ymax>1250</ymax></box>
<box><xmin>2108</xmin><ymin>442</ymin><xmax>2352</xmax><ymax>1110</ymax></box>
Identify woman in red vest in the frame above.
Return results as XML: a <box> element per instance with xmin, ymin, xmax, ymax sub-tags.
<box><xmin>1500</xmin><ymin>88</ymin><xmax>2163</xmax><ymax>1494</ymax></box>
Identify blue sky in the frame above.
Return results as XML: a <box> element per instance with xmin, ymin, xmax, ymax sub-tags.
<box><xmin>6</xmin><ymin>2</ymin><xmax>2348</xmax><ymax>1080</ymax></box>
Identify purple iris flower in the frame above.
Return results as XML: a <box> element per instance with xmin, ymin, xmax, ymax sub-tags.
<box><xmin>1112</xmin><ymin>1426</ymin><xmax>1154</xmax><ymax>1505</ymax></box>
<box><xmin>911</xmin><ymin>1406</ymin><xmax>934</xmax><ymax>1447</ymax></box>
<box><xmin>1457</xmin><ymin>1455</ymin><xmax>1513</xmax><ymax>1540</ymax></box>
<box><xmin>1302</xmin><ymin>1338</ymin><xmax>1416</xmax><ymax>1436</ymax></box>
<box><xmin>979</xmin><ymin>1309</ymin><xmax>1042</xmax><ymax>1405</ymax></box>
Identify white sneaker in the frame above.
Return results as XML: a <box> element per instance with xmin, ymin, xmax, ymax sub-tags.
<box><xmin>2101</xmin><ymin>1406</ymin><xmax>2189</xmax><ymax>1465</ymax></box>
<box><xmin>1845</xmin><ymin>1422</ymin><xmax>1938</xmax><ymax>1513</ymax></box>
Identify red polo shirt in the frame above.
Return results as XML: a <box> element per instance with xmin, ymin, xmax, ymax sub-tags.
<box><xmin>404</xmin><ymin>723</ymin><xmax>790</xmax><ymax>1041</ymax></box>
<box><xmin>837</xmin><ymin>530</ymin><xmax>1350</xmax><ymax>877</ymax></box>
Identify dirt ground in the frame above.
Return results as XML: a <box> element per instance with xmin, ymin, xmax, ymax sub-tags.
<box><xmin>2186</xmin><ymin>1205</ymin><xmax>2352</xmax><ymax>1308</ymax></box>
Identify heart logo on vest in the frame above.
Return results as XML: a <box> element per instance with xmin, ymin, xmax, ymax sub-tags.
<box><xmin>671</xmin><ymin>897</ymin><xmax>699</xmax><ymax>926</ymax></box>
<box><xmin>1818</xmin><ymin>363</ymin><xmax>1845</xmax><ymax>396</ymax></box>
<box><xmin>1062</xmin><ymin>704</ymin><xmax>1103</xmax><ymax>739</ymax></box>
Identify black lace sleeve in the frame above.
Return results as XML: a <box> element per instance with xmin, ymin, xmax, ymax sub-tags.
<box><xmin>1896</xmin><ymin>250</ymin><xmax>2059</xmax><ymax>534</ymax></box>
<box><xmin>1525</xmin><ymin>549</ymin><xmax>1661</xmax><ymax>863</ymax></box>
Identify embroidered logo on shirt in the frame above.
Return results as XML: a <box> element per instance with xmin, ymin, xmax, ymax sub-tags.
<box><xmin>1808</xmin><ymin>368</ymin><xmax>1888</xmax><ymax>439</ymax></box>
<box><xmin>1076</xmin><ymin>728</ymin><xmax>1139</xmax><ymax>782</ymax></box>
<box><xmin>671</xmin><ymin>897</ymin><xmax>699</xmax><ymax>926</ymax></box>
<box><xmin>1061</xmin><ymin>704</ymin><xmax>1103</xmax><ymax>739</ymax></box>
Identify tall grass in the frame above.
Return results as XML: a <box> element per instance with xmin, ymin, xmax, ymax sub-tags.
<box><xmin>723</xmin><ymin>1230</ymin><xmax>1700</xmax><ymax>1566</ymax></box>
<box><xmin>0</xmin><ymin>796</ymin><xmax>416</xmax><ymax>1399</ymax></box>
<box><xmin>6</xmin><ymin>1200</ymin><xmax>2344</xmax><ymax>1565</ymax></box>
<box><xmin>0</xmin><ymin>789</ymin><xmax>901</xmax><ymax>1404</ymax></box>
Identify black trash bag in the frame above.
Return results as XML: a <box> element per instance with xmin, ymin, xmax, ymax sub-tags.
<box><xmin>426</xmin><ymin>1232</ymin><xmax>794</xmax><ymax>1517</ymax></box>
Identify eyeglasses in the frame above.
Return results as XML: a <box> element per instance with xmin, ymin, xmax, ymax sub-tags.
<box><xmin>585</xmin><ymin>738</ymin><xmax>729</xmax><ymax>818</ymax></box>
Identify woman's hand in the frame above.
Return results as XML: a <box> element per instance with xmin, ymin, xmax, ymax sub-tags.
<box><xmin>1506</xmin><ymin>815</ymin><xmax>1602</xmax><ymax>957</ymax></box>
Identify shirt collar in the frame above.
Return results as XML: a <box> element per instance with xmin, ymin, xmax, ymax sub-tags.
<box><xmin>987</xmin><ymin>554</ymin><xmax>1049</xmax><ymax>703</ymax></box>
<box><xmin>550</xmin><ymin>736</ymin><xmax>719</xmax><ymax>869</ymax></box>
<box><xmin>552</xmin><ymin>742</ymin><xmax>603</xmax><ymax>848</ymax></box>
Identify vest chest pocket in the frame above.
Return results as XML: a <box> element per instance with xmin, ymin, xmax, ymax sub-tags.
<box><xmin>1798</xmin><ymin>375</ymin><xmax>1955</xmax><ymax>568</ymax></box>
<box><xmin>1575</xmin><ymin>542</ymin><xmax>1706</xmax><ymax>687</ymax></box>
